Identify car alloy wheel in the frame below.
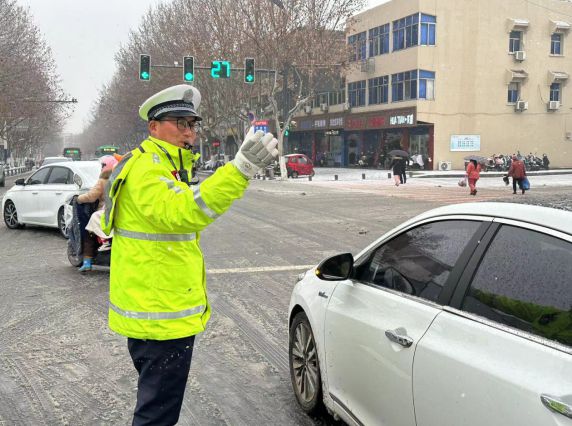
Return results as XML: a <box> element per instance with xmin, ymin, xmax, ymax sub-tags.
<box><xmin>289</xmin><ymin>311</ymin><xmax>323</xmax><ymax>414</ymax></box>
<box><xmin>58</xmin><ymin>207</ymin><xmax>69</xmax><ymax>239</ymax></box>
<box><xmin>3</xmin><ymin>201</ymin><xmax>22</xmax><ymax>229</ymax></box>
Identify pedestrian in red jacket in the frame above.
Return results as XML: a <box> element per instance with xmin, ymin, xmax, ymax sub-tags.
<box><xmin>466</xmin><ymin>159</ymin><xmax>481</xmax><ymax>195</ymax></box>
<box><xmin>508</xmin><ymin>155</ymin><xmax>527</xmax><ymax>194</ymax></box>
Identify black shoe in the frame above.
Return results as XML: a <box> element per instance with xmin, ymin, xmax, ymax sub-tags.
<box><xmin>513</xmin><ymin>192</ymin><xmax>517</xmax><ymax>194</ymax></box>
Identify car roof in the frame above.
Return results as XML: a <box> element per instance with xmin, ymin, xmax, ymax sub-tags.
<box><xmin>411</xmin><ymin>202</ymin><xmax>572</xmax><ymax>236</ymax></box>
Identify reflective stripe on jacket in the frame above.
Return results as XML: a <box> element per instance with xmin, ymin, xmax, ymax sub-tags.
<box><xmin>102</xmin><ymin>136</ymin><xmax>249</xmax><ymax>340</ymax></box>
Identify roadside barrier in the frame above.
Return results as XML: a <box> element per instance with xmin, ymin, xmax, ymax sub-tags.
<box><xmin>4</xmin><ymin>166</ymin><xmax>31</xmax><ymax>176</ymax></box>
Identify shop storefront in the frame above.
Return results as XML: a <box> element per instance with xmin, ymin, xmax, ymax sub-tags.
<box><xmin>288</xmin><ymin>115</ymin><xmax>345</xmax><ymax>166</ymax></box>
<box><xmin>343</xmin><ymin>107</ymin><xmax>434</xmax><ymax>170</ymax></box>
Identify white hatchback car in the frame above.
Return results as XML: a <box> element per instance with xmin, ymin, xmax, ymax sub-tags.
<box><xmin>2</xmin><ymin>161</ymin><xmax>100</xmax><ymax>238</ymax></box>
<box><xmin>288</xmin><ymin>202</ymin><xmax>572</xmax><ymax>426</ymax></box>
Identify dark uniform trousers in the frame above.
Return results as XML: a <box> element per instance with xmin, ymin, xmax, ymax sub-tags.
<box><xmin>128</xmin><ymin>335</ymin><xmax>196</xmax><ymax>426</ymax></box>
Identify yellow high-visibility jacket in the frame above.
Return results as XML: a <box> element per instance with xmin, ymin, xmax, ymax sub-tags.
<box><xmin>102</xmin><ymin>136</ymin><xmax>248</xmax><ymax>340</ymax></box>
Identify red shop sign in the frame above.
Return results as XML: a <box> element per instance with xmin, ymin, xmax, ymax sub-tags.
<box><xmin>367</xmin><ymin>116</ymin><xmax>385</xmax><ymax>128</ymax></box>
<box><xmin>346</xmin><ymin>117</ymin><xmax>366</xmax><ymax>130</ymax></box>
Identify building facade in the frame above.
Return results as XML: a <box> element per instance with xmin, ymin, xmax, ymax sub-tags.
<box><xmin>289</xmin><ymin>0</ymin><xmax>572</xmax><ymax>169</ymax></box>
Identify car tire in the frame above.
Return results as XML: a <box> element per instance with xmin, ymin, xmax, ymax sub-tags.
<box><xmin>58</xmin><ymin>207</ymin><xmax>69</xmax><ymax>239</ymax></box>
<box><xmin>0</xmin><ymin>176</ymin><xmax>4</xmax><ymax>187</ymax></box>
<box><xmin>310</xmin><ymin>170</ymin><xmax>315</xmax><ymax>177</ymax></box>
<box><xmin>291</xmin><ymin>171</ymin><xmax>299</xmax><ymax>179</ymax></box>
<box><xmin>3</xmin><ymin>200</ymin><xmax>24</xmax><ymax>229</ymax></box>
<box><xmin>289</xmin><ymin>311</ymin><xmax>324</xmax><ymax>415</ymax></box>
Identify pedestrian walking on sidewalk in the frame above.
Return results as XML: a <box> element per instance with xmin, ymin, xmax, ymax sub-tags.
<box><xmin>508</xmin><ymin>155</ymin><xmax>527</xmax><ymax>194</ymax></box>
<box><xmin>101</xmin><ymin>84</ymin><xmax>279</xmax><ymax>425</ymax></box>
<box><xmin>390</xmin><ymin>156</ymin><xmax>405</xmax><ymax>186</ymax></box>
<box><xmin>466</xmin><ymin>159</ymin><xmax>481</xmax><ymax>195</ymax></box>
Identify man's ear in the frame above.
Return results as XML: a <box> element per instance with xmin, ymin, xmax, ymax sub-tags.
<box><xmin>148</xmin><ymin>120</ymin><xmax>157</xmax><ymax>135</ymax></box>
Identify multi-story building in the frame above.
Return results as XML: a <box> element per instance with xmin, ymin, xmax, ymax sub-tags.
<box><xmin>289</xmin><ymin>0</ymin><xmax>572</xmax><ymax>169</ymax></box>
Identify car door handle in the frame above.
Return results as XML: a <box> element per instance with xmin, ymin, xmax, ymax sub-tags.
<box><xmin>541</xmin><ymin>394</ymin><xmax>572</xmax><ymax>419</ymax></box>
<box><xmin>385</xmin><ymin>328</ymin><xmax>413</xmax><ymax>348</ymax></box>
<box><xmin>55</xmin><ymin>192</ymin><xmax>62</xmax><ymax>195</ymax></box>
<box><xmin>32</xmin><ymin>191</ymin><xmax>39</xmax><ymax>195</ymax></box>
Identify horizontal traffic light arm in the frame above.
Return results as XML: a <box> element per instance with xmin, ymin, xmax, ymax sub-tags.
<box><xmin>151</xmin><ymin>64</ymin><xmax>276</xmax><ymax>73</ymax></box>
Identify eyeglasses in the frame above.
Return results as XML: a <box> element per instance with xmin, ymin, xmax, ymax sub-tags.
<box><xmin>159</xmin><ymin>118</ymin><xmax>201</xmax><ymax>132</ymax></box>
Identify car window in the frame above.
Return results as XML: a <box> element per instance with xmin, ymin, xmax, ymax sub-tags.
<box><xmin>27</xmin><ymin>167</ymin><xmax>51</xmax><ymax>185</ymax></box>
<box><xmin>354</xmin><ymin>220</ymin><xmax>482</xmax><ymax>303</ymax></box>
<box><xmin>462</xmin><ymin>225</ymin><xmax>572</xmax><ymax>348</ymax></box>
<box><xmin>298</xmin><ymin>156</ymin><xmax>308</xmax><ymax>164</ymax></box>
<box><xmin>47</xmin><ymin>166</ymin><xmax>72</xmax><ymax>184</ymax></box>
<box><xmin>289</xmin><ymin>157</ymin><xmax>297</xmax><ymax>163</ymax></box>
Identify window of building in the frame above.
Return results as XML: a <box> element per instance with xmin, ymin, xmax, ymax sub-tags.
<box><xmin>354</xmin><ymin>220</ymin><xmax>482</xmax><ymax>304</ymax></box>
<box><xmin>551</xmin><ymin>33</ymin><xmax>563</xmax><ymax>55</ymax></box>
<box><xmin>509</xmin><ymin>30</ymin><xmax>522</xmax><ymax>53</ymax></box>
<box><xmin>369</xmin><ymin>24</ymin><xmax>390</xmax><ymax>56</ymax></box>
<box><xmin>420</xmin><ymin>14</ymin><xmax>436</xmax><ymax>45</ymax></box>
<box><xmin>550</xmin><ymin>83</ymin><xmax>561</xmax><ymax>102</ymax></box>
<box><xmin>507</xmin><ymin>82</ymin><xmax>520</xmax><ymax>103</ymax></box>
<box><xmin>461</xmin><ymin>225</ymin><xmax>572</xmax><ymax>348</ymax></box>
<box><xmin>348</xmin><ymin>80</ymin><xmax>366</xmax><ymax>107</ymax></box>
<box><xmin>348</xmin><ymin>31</ymin><xmax>367</xmax><ymax>62</ymax></box>
<box><xmin>419</xmin><ymin>70</ymin><xmax>435</xmax><ymax>99</ymax></box>
<box><xmin>393</xmin><ymin>14</ymin><xmax>419</xmax><ymax>51</ymax></box>
<box><xmin>368</xmin><ymin>76</ymin><xmax>389</xmax><ymax>105</ymax></box>
<box><xmin>391</xmin><ymin>70</ymin><xmax>418</xmax><ymax>102</ymax></box>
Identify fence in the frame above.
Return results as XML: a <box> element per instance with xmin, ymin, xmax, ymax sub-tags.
<box><xmin>3</xmin><ymin>166</ymin><xmax>30</xmax><ymax>176</ymax></box>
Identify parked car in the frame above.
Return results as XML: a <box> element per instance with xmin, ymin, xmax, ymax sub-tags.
<box><xmin>40</xmin><ymin>156</ymin><xmax>72</xmax><ymax>167</ymax></box>
<box><xmin>288</xmin><ymin>202</ymin><xmax>572</xmax><ymax>426</ymax></box>
<box><xmin>2</xmin><ymin>161</ymin><xmax>100</xmax><ymax>238</ymax></box>
<box><xmin>0</xmin><ymin>162</ymin><xmax>5</xmax><ymax>187</ymax></box>
<box><xmin>285</xmin><ymin>154</ymin><xmax>315</xmax><ymax>178</ymax></box>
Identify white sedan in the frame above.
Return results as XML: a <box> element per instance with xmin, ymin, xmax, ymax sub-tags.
<box><xmin>2</xmin><ymin>161</ymin><xmax>100</xmax><ymax>238</ymax></box>
<box><xmin>288</xmin><ymin>202</ymin><xmax>572</xmax><ymax>426</ymax></box>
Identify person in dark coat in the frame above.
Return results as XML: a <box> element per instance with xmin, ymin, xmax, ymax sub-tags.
<box><xmin>399</xmin><ymin>158</ymin><xmax>407</xmax><ymax>184</ymax></box>
<box><xmin>390</xmin><ymin>156</ymin><xmax>405</xmax><ymax>186</ymax></box>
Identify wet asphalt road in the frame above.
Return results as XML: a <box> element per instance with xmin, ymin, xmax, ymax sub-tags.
<box><xmin>0</xmin><ymin>171</ymin><xmax>570</xmax><ymax>425</ymax></box>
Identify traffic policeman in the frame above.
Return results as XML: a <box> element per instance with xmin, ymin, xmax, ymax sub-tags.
<box><xmin>102</xmin><ymin>84</ymin><xmax>278</xmax><ymax>425</ymax></box>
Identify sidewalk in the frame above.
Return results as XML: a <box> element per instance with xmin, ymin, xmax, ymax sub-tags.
<box><xmin>275</xmin><ymin>167</ymin><xmax>572</xmax><ymax>189</ymax></box>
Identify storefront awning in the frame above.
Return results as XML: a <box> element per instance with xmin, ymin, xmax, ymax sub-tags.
<box><xmin>506</xmin><ymin>69</ymin><xmax>529</xmax><ymax>83</ymax></box>
<box><xmin>551</xmin><ymin>20</ymin><xmax>571</xmax><ymax>32</ymax></box>
<box><xmin>548</xmin><ymin>70</ymin><xmax>569</xmax><ymax>84</ymax></box>
<box><xmin>507</xmin><ymin>18</ymin><xmax>529</xmax><ymax>31</ymax></box>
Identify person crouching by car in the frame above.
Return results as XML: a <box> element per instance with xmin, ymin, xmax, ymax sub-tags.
<box><xmin>76</xmin><ymin>155</ymin><xmax>118</xmax><ymax>272</ymax></box>
<box><xmin>508</xmin><ymin>155</ymin><xmax>527</xmax><ymax>195</ymax></box>
<box><xmin>466</xmin><ymin>159</ymin><xmax>481</xmax><ymax>196</ymax></box>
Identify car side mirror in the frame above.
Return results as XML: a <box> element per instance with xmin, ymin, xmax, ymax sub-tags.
<box><xmin>73</xmin><ymin>173</ymin><xmax>83</xmax><ymax>188</ymax></box>
<box><xmin>15</xmin><ymin>178</ymin><xmax>25</xmax><ymax>186</ymax></box>
<box><xmin>315</xmin><ymin>253</ymin><xmax>354</xmax><ymax>281</ymax></box>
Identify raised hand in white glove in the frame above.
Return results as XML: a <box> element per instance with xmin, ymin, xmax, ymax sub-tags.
<box><xmin>232</xmin><ymin>127</ymin><xmax>279</xmax><ymax>179</ymax></box>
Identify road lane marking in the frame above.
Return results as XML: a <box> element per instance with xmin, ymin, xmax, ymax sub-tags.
<box><xmin>207</xmin><ymin>265</ymin><xmax>315</xmax><ymax>275</ymax></box>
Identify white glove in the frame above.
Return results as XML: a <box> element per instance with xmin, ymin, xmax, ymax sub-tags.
<box><xmin>232</xmin><ymin>127</ymin><xmax>279</xmax><ymax>178</ymax></box>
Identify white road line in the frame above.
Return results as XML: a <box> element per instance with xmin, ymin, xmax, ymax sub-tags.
<box><xmin>207</xmin><ymin>265</ymin><xmax>316</xmax><ymax>275</ymax></box>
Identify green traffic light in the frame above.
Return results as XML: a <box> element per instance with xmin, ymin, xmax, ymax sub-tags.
<box><xmin>185</xmin><ymin>72</ymin><xmax>194</xmax><ymax>81</ymax></box>
<box><xmin>141</xmin><ymin>71</ymin><xmax>149</xmax><ymax>80</ymax></box>
<box><xmin>246</xmin><ymin>74</ymin><xmax>254</xmax><ymax>82</ymax></box>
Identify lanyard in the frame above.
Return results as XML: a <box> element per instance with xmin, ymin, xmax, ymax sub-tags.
<box><xmin>152</xmin><ymin>142</ymin><xmax>190</xmax><ymax>185</ymax></box>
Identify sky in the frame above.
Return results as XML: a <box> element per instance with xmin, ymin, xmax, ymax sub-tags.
<box><xmin>19</xmin><ymin>0</ymin><xmax>389</xmax><ymax>135</ymax></box>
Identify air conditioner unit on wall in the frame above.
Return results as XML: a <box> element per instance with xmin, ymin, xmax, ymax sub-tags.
<box><xmin>548</xmin><ymin>100</ymin><xmax>560</xmax><ymax>110</ymax></box>
<box><xmin>320</xmin><ymin>103</ymin><xmax>329</xmax><ymax>112</ymax></box>
<box><xmin>514</xmin><ymin>50</ymin><xmax>526</xmax><ymax>61</ymax></box>
<box><xmin>515</xmin><ymin>100</ymin><xmax>528</xmax><ymax>111</ymax></box>
<box><xmin>439</xmin><ymin>161</ymin><xmax>452</xmax><ymax>171</ymax></box>
<box><xmin>304</xmin><ymin>105</ymin><xmax>312</xmax><ymax>114</ymax></box>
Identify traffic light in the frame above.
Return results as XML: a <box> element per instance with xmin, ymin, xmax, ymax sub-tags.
<box><xmin>211</xmin><ymin>60</ymin><xmax>231</xmax><ymax>78</ymax></box>
<box><xmin>183</xmin><ymin>56</ymin><xmax>194</xmax><ymax>82</ymax></box>
<box><xmin>139</xmin><ymin>54</ymin><xmax>151</xmax><ymax>81</ymax></box>
<box><xmin>244</xmin><ymin>58</ymin><xmax>255</xmax><ymax>83</ymax></box>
